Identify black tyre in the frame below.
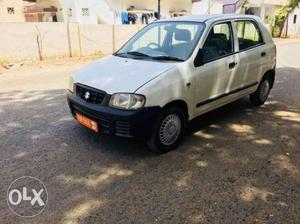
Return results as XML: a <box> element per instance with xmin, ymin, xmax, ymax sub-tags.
<box><xmin>249</xmin><ymin>77</ymin><xmax>271</xmax><ymax>106</ymax></box>
<box><xmin>147</xmin><ymin>107</ymin><xmax>186</xmax><ymax>153</ymax></box>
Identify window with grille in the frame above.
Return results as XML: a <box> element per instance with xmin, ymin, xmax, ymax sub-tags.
<box><xmin>82</xmin><ymin>8</ymin><xmax>89</xmax><ymax>17</ymax></box>
<box><xmin>7</xmin><ymin>7</ymin><xmax>15</xmax><ymax>14</ymax></box>
<box><xmin>68</xmin><ymin>8</ymin><xmax>72</xmax><ymax>17</ymax></box>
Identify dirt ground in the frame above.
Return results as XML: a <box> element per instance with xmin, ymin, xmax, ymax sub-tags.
<box><xmin>0</xmin><ymin>41</ymin><xmax>299</xmax><ymax>224</ymax></box>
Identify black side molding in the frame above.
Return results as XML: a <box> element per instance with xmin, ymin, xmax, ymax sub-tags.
<box><xmin>196</xmin><ymin>82</ymin><xmax>258</xmax><ymax>108</ymax></box>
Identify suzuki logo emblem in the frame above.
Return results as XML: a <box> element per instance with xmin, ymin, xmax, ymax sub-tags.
<box><xmin>84</xmin><ymin>91</ymin><xmax>90</xmax><ymax>100</ymax></box>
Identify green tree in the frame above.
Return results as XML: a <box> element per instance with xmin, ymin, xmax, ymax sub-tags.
<box><xmin>272</xmin><ymin>0</ymin><xmax>300</xmax><ymax>37</ymax></box>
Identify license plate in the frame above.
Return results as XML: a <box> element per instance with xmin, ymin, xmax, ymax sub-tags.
<box><xmin>76</xmin><ymin>113</ymin><xmax>99</xmax><ymax>133</ymax></box>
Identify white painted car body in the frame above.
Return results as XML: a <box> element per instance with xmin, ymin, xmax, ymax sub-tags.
<box><xmin>71</xmin><ymin>14</ymin><xmax>276</xmax><ymax>121</ymax></box>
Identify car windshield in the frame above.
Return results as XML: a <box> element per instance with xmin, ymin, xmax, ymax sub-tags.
<box><xmin>115</xmin><ymin>21</ymin><xmax>205</xmax><ymax>62</ymax></box>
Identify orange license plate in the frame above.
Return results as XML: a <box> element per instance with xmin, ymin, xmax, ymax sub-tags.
<box><xmin>76</xmin><ymin>113</ymin><xmax>99</xmax><ymax>133</ymax></box>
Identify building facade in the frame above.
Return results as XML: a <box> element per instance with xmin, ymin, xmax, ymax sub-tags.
<box><xmin>23</xmin><ymin>0</ymin><xmax>194</xmax><ymax>24</ymax></box>
<box><xmin>24</xmin><ymin>0</ymin><xmax>60</xmax><ymax>22</ymax></box>
<box><xmin>221</xmin><ymin>0</ymin><xmax>300</xmax><ymax>37</ymax></box>
<box><xmin>0</xmin><ymin>0</ymin><xmax>25</xmax><ymax>22</ymax></box>
<box><xmin>20</xmin><ymin>0</ymin><xmax>300</xmax><ymax>37</ymax></box>
<box><xmin>192</xmin><ymin>0</ymin><xmax>223</xmax><ymax>15</ymax></box>
<box><xmin>283</xmin><ymin>4</ymin><xmax>300</xmax><ymax>37</ymax></box>
<box><xmin>61</xmin><ymin>0</ymin><xmax>193</xmax><ymax>24</ymax></box>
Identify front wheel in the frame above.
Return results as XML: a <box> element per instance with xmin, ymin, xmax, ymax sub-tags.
<box><xmin>249</xmin><ymin>77</ymin><xmax>271</xmax><ymax>106</ymax></box>
<box><xmin>147</xmin><ymin>107</ymin><xmax>186</xmax><ymax>153</ymax></box>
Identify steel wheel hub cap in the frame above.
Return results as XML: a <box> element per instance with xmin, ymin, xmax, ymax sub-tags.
<box><xmin>260</xmin><ymin>80</ymin><xmax>270</xmax><ymax>101</ymax></box>
<box><xmin>159</xmin><ymin>114</ymin><xmax>181</xmax><ymax>146</ymax></box>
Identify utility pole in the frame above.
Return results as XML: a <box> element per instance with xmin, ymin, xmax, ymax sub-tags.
<box><xmin>285</xmin><ymin>7</ymin><xmax>293</xmax><ymax>38</ymax></box>
<box><xmin>285</xmin><ymin>11</ymin><xmax>289</xmax><ymax>38</ymax></box>
<box><xmin>67</xmin><ymin>15</ymin><xmax>72</xmax><ymax>58</ymax></box>
<box><xmin>208</xmin><ymin>0</ymin><xmax>211</xmax><ymax>15</ymax></box>
<box><xmin>158</xmin><ymin>0</ymin><xmax>161</xmax><ymax>19</ymax></box>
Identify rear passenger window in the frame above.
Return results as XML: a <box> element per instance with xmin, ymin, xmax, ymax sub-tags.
<box><xmin>202</xmin><ymin>22</ymin><xmax>233</xmax><ymax>63</ymax></box>
<box><xmin>235</xmin><ymin>20</ymin><xmax>263</xmax><ymax>50</ymax></box>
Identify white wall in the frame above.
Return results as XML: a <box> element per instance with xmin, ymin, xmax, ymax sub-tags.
<box><xmin>192</xmin><ymin>0</ymin><xmax>223</xmax><ymax>15</ymax></box>
<box><xmin>57</xmin><ymin>0</ymin><xmax>76</xmax><ymax>23</ymax></box>
<box><xmin>248</xmin><ymin>0</ymin><xmax>289</xmax><ymax>6</ymax></box>
<box><xmin>0</xmin><ymin>0</ymin><xmax>25</xmax><ymax>22</ymax></box>
<box><xmin>247</xmin><ymin>5</ymin><xmax>279</xmax><ymax>25</ymax></box>
<box><xmin>0</xmin><ymin>23</ymin><xmax>142</xmax><ymax>63</ymax></box>
<box><xmin>284</xmin><ymin>6</ymin><xmax>300</xmax><ymax>37</ymax></box>
<box><xmin>60</xmin><ymin>0</ymin><xmax>98</xmax><ymax>24</ymax></box>
<box><xmin>59</xmin><ymin>0</ymin><xmax>121</xmax><ymax>24</ymax></box>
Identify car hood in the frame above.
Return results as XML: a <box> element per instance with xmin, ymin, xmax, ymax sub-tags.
<box><xmin>72</xmin><ymin>55</ymin><xmax>176</xmax><ymax>94</ymax></box>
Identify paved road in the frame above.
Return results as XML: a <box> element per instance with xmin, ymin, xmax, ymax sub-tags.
<box><xmin>0</xmin><ymin>42</ymin><xmax>299</xmax><ymax>224</ymax></box>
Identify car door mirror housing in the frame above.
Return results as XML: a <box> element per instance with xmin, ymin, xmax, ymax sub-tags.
<box><xmin>194</xmin><ymin>49</ymin><xmax>204</xmax><ymax>67</ymax></box>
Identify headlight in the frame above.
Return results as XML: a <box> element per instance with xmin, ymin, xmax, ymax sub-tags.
<box><xmin>109</xmin><ymin>93</ymin><xmax>146</xmax><ymax>110</ymax></box>
<box><xmin>68</xmin><ymin>77</ymin><xmax>74</xmax><ymax>93</ymax></box>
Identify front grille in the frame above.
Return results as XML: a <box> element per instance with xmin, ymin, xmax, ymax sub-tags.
<box><xmin>76</xmin><ymin>84</ymin><xmax>106</xmax><ymax>105</ymax></box>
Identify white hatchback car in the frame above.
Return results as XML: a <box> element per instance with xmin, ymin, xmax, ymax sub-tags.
<box><xmin>67</xmin><ymin>14</ymin><xmax>276</xmax><ymax>153</ymax></box>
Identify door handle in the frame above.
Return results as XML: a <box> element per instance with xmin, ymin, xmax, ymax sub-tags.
<box><xmin>229</xmin><ymin>62</ymin><xmax>237</xmax><ymax>69</ymax></box>
<box><xmin>261</xmin><ymin>52</ymin><xmax>266</xmax><ymax>57</ymax></box>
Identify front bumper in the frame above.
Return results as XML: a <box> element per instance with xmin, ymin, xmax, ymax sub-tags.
<box><xmin>67</xmin><ymin>92</ymin><xmax>161</xmax><ymax>139</ymax></box>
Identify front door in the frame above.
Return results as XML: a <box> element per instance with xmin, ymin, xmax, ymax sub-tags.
<box><xmin>193</xmin><ymin>21</ymin><xmax>239</xmax><ymax>115</ymax></box>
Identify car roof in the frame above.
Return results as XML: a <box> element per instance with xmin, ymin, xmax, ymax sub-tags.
<box><xmin>159</xmin><ymin>14</ymin><xmax>261</xmax><ymax>24</ymax></box>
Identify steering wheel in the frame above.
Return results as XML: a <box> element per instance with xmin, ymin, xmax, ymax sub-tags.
<box><xmin>147</xmin><ymin>43</ymin><xmax>161</xmax><ymax>49</ymax></box>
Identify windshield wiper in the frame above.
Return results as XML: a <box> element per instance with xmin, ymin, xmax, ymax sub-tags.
<box><xmin>151</xmin><ymin>56</ymin><xmax>184</xmax><ymax>62</ymax></box>
<box><xmin>126</xmin><ymin>51</ymin><xmax>151</xmax><ymax>57</ymax></box>
<box><xmin>115</xmin><ymin>51</ymin><xmax>151</xmax><ymax>58</ymax></box>
<box><xmin>115</xmin><ymin>52</ymin><xmax>183</xmax><ymax>62</ymax></box>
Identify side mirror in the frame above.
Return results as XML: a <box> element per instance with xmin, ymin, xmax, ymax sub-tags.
<box><xmin>194</xmin><ymin>49</ymin><xmax>204</xmax><ymax>67</ymax></box>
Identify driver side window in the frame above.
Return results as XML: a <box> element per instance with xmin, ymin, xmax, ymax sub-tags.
<box><xmin>202</xmin><ymin>22</ymin><xmax>233</xmax><ymax>63</ymax></box>
<box><xmin>132</xmin><ymin>26</ymin><xmax>167</xmax><ymax>51</ymax></box>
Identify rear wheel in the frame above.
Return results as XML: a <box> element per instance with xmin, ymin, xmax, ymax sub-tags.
<box><xmin>249</xmin><ymin>77</ymin><xmax>271</xmax><ymax>106</ymax></box>
<box><xmin>147</xmin><ymin>107</ymin><xmax>186</xmax><ymax>153</ymax></box>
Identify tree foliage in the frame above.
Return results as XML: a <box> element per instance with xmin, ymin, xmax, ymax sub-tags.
<box><xmin>272</xmin><ymin>0</ymin><xmax>300</xmax><ymax>37</ymax></box>
<box><xmin>289</xmin><ymin>0</ymin><xmax>300</xmax><ymax>9</ymax></box>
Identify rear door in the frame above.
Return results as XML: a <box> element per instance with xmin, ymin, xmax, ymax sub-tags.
<box><xmin>234</xmin><ymin>20</ymin><xmax>266</xmax><ymax>87</ymax></box>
